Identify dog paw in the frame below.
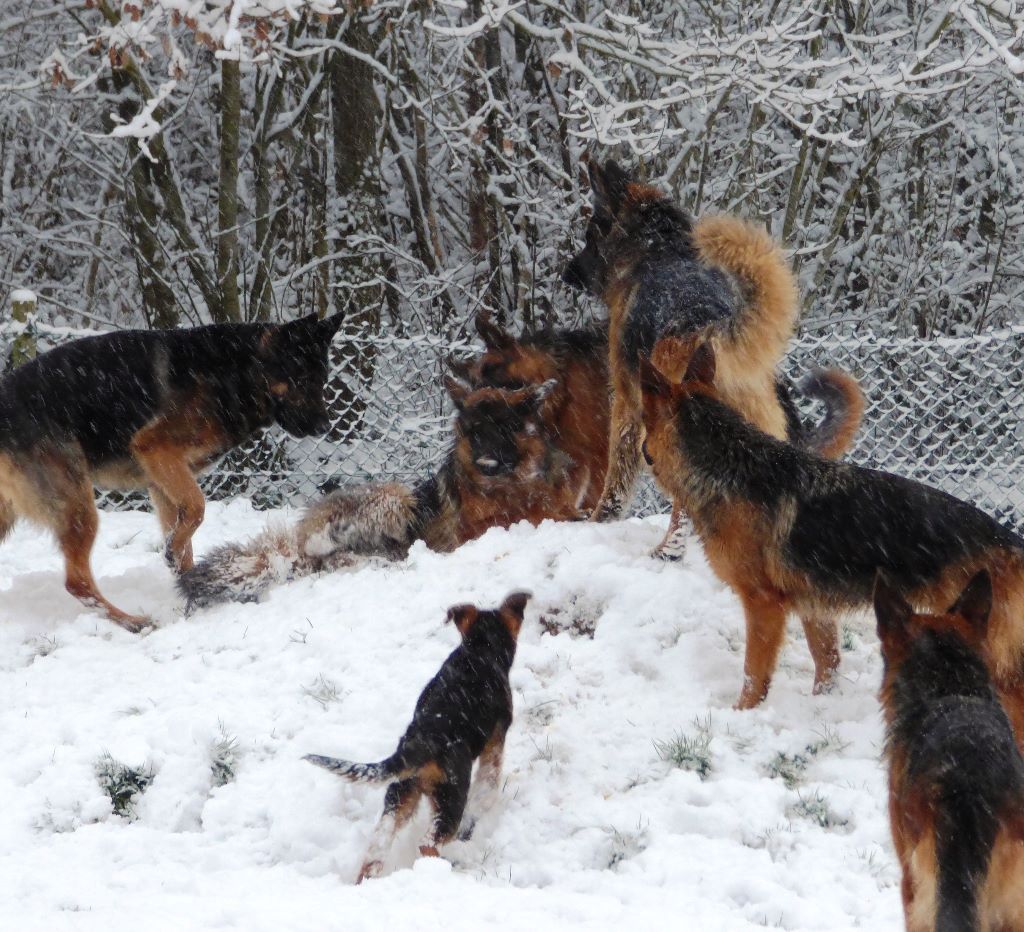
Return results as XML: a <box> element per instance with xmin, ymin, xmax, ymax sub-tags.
<box><xmin>651</xmin><ymin>542</ymin><xmax>687</xmax><ymax>562</ymax></box>
<box><xmin>456</xmin><ymin>817</ymin><xmax>477</xmax><ymax>842</ymax></box>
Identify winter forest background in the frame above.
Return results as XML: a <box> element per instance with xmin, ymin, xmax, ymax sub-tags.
<box><xmin>1</xmin><ymin>0</ymin><xmax>1023</xmax><ymax>517</ymax></box>
<box><xmin>3</xmin><ymin>0</ymin><xmax>1023</xmax><ymax>340</ymax></box>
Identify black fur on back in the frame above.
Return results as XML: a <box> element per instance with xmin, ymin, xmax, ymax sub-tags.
<box><xmin>887</xmin><ymin>629</ymin><xmax>1024</xmax><ymax>932</ymax></box>
<box><xmin>384</xmin><ymin>608</ymin><xmax>517</xmax><ymax>774</ymax></box>
<box><xmin>517</xmin><ymin>323</ymin><xmax>609</xmax><ymax>365</ymax></box>
<box><xmin>0</xmin><ymin>318</ymin><xmax>339</xmax><ymax>467</ymax></box>
<box><xmin>0</xmin><ymin>326</ymin><xmax>269</xmax><ymax>465</ymax></box>
<box><xmin>675</xmin><ymin>393</ymin><xmax>1024</xmax><ymax>604</ymax></box>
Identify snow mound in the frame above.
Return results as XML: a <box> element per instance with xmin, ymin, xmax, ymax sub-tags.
<box><xmin>0</xmin><ymin>501</ymin><xmax>901</xmax><ymax>930</ymax></box>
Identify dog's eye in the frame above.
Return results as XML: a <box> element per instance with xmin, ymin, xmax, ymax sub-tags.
<box><xmin>642</xmin><ymin>440</ymin><xmax>654</xmax><ymax>466</ymax></box>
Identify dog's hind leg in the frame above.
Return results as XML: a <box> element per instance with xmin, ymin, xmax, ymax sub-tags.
<box><xmin>591</xmin><ymin>393</ymin><xmax>643</xmax><ymax>522</ymax></box>
<box><xmin>800</xmin><ymin>615</ymin><xmax>840</xmax><ymax>695</ymax></box>
<box><xmin>55</xmin><ymin>473</ymin><xmax>147</xmax><ymax>632</ymax></box>
<box><xmin>420</xmin><ymin>755</ymin><xmax>472</xmax><ymax>858</ymax></box>
<box><xmin>357</xmin><ymin>777</ymin><xmax>422</xmax><ymax>884</ymax></box>
<box><xmin>652</xmin><ymin>502</ymin><xmax>690</xmax><ymax>561</ymax></box>
<box><xmin>735</xmin><ymin>590</ymin><xmax>788</xmax><ymax>710</ymax></box>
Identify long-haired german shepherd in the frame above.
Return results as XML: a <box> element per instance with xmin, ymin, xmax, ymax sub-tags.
<box><xmin>562</xmin><ymin>158</ymin><xmax>801</xmax><ymax>536</ymax></box>
<box><xmin>305</xmin><ymin>592</ymin><xmax>530</xmax><ymax>883</ymax></box>
<box><xmin>0</xmin><ymin>314</ymin><xmax>341</xmax><ymax>629</ymax></box>
<box><xmin>178</xmin><ymin>377</ymin><xmax>566</xmax><ymax>611</ymax></box>
<box><xmin>639</xmin><ymin>333</ymin><xmax>1024</xmax><ymax>717</ymax></box>
<box><xmin>875</xmin><ymin>570</ymin><xmax>1024</xmax><ymax>931</ymax></box>
<box><xmin>459</xmin><ymin>310</ymin><xmax>864</xmax><ymax>559</ymax></box>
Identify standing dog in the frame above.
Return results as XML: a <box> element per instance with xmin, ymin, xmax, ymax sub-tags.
<box><xmin>305</xmin><ymin>592</ymin><xmax>530</xmax><ymax>883</ymax></box>
<box><xmin>460</xmin><ymin>311</ymin><xmax>864</xmax><ymax>558</ymax></box>
<box><xmin>875</xmin><ymin>571</ymin><xmax>1024</xmax><ymax>931</ymax></box>
<box><xmin>563</xmin><ymin>159</ymin><xmax>800</xmax><ymax>542</ymax></box>
<box><xmin>639</xmin><ymin>334</ymin><xmax>1024</xmax><ymax>717</ymax></box>
<box><xmin>0</xmin><ymin>314</ymin><xmax>341</xmax><ymax>628</ymax></box>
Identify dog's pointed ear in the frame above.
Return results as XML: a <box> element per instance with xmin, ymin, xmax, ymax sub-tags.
<box><xmin>475</xmin><ymin>311</ymin><xmax>514</xmax><ymax>351</ymax></box>
<box><xmin>500</xmin><ymin>591</ymin><xmax>531</xmax><ymax>638</ymax></box>
<box><xmin>447</xmin><ymin>354</ymin><xmax>475</xmax><ymax>384</ymax></box>
<box><xmin>447</xmin><ymin>603</ymin><xmax>478</xmax><ymax>639</ymax></box>
<box><xmin>949</xmin><ymin>570</ymin><xmax>992</xmax><ymax>639</ymax></box>
<box><xmin>444</xmin><ymin>375</ymin><xmax>471</xmax><ymax>411</ymax></box>
<box><xmin>683</xmin><ymin>341</ymin><xmax>716</xmax><ymax>385</ymax></box>
<box><xmin>319</xmin><ymin>312</ymin><xmax>344</xmax><ymax>340</ymax></box>
<box><xmin>639</xmin><ymin>355</ymin><xmax>672</xmax><ymax>399</ymax></box>
<box><xmin>588</xmin><ymin>158</ymin><xmax>631</xmax><ymax>213</ymax></box>
<box><xmin>873</xmin><ymin>570</ymin><xmax>913</xmax><ymax>652</ymax></box>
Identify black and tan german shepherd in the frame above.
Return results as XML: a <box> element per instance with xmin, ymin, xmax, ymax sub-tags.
<box><xmin>0</xmin><ymin>314</ymin><xmax>341</xmax><ymax>628</ymax></box>
<box><xmin>458</xmin><ymin>310</ymin><xmax>864</xmax><ymax>559</ymax></box>
<box><xmin>639</xmin><ymin>333</ymin><xmax>1024</xmax><ymax>720</ymax></box>
<box><xmin>875</xmin><ymin>571</ymin><xmax>1024</xmax><ymax>932</ymax></box>
<box><xmin>177</xmin><ymin>376</ymin><xmax>563</xmax><ymax>611</ymax></box>
<box><xmin>305</xmin><ymin>592</ymin><xmax>530</xmax><ymax>883</ymax></box>
<box><xmin>562</xmin><ymin>158</ymin><xmax>802</xmax><ymax>540</ymax></box>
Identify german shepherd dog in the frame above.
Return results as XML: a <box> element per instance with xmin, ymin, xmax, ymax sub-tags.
<box><xmin>305</xmin><ymin>592</ymin><xmax>530</xmax><ymax>883</ymax></box>
<box><xmin>0</xmin><ymin>314</ymin><xmax>341</xmax><ymax>629</ymax></box>
<box><xmin>177</xmin><ymin>377</ymin><xmax>564</xmax><ymax>610</ymax></box>
<box><xmin>875</xmin><ymin>571</ymin><xmax>1024</xmax><ymax>932</ymax></box>
<box><xmin>458</xmin><ymin>310</ymin><xmax>864</xmax><ymax>559</ymax></box>
<box><xmin>562</xmin><ymin>159</ymin><xmax>801</xmax><ymax>548</ymax></box>
<box><xmin>639</xmin><ymin>333</ymin><xmax>1024</xmax><ymax>717</ymax></box>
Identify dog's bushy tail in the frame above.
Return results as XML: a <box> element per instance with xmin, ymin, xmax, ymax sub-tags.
<box><xmin>178</xmin><ymin>483</ymin><xmax>416</xmax><ymax>613</ymax></box>
<box><xmin>798</xmin><ymin>368</ymin><xmax>866</xmax><ymax>460</ymax></box>
<box><xmin>303</xmin><ymin>753</ymin><xmax>413</xmax><ymax>784</ymax></box>
<box><xmin>934</xmin><ymin>791</ymin><xmax>997</xmax><ymax>932</ymax></box>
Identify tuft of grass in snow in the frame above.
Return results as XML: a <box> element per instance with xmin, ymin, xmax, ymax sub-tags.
<box><xmin>210</xmin><ymin>723</ymin><xmax>239</xmax><ymax>788</ymax></box>
<box><xmin>787</xmin><ymin>790</ymin><xmax>849</xmax><ymax>830</ymax></box>
<box><xmin>302</xmin><ymin>674</ymin><xmax>340</xmax><ymax>708</ymax></box>
<box><xmin>94</xmin><ymin>753</ymin><xmax>153</xmax><ymax>819</ymax></box>
<box><xmin>764</xmin><ymin>727</ymin><xmax>849</xmax><ymax>788</ymax></box>
<box><xmin>841</xmin><ymin>624</ymin><xmax>857</xmax><ymax>651</ymax></box>
<box><xmin>606</xmin><ymin>823</ymin><xmax>649</xmax><ymax>870</ymax></box>
<box><xmin>29</xmin><ymin>635</ymin><xmax>59</xmax><ymax>659</ymax></box>
<box><xmin>654</xmin><ymin>714</ymin><xmax>713</xmax><ymax>780</ymax></box>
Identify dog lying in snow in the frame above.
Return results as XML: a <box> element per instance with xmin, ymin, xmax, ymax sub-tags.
<box><xmin>305</xmin><ymin>592</ymin><xmax>529</xmax><ymax>882</ymax></box>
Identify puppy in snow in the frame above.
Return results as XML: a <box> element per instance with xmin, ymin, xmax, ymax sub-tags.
<box><xmin>305</xmin><ymin>591</ymin><xmax>530</xmax><ymax>883</ymax></box>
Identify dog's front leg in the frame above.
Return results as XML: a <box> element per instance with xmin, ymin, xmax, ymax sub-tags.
<box><xmin>457</xmin><ymin>726</ymin><xmax>507</xmax><ymax>841</ymax></box>
<box><xmin>735</xmin><ymin>590</ymin><xmax>788</xmax><ymax>710</ymax></box>
<box><xmin>131</xmin><ymin>419</ymin><xmax>209</xmax><ymax>574</ymax></box>
<box><xmin>591</xmin><ymin>390</ymin><xmax>642</xmax><ymax>523</ymax></box>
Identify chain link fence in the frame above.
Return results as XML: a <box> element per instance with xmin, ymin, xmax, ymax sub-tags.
<box><xmin>3</xmin><ymin>319</ymin><xmax>1023</xmax><ymax>533</ymax></box>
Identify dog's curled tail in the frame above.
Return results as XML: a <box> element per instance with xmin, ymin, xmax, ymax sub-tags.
<box><xmin>799</xmin><ymin>368</ymin><xmax>866</xmax><ymax>460</ymax></box>
<box><xmin>694</xmin><ymin>214</ymin><xmax>799</xmax><ymax>378</ymax></box>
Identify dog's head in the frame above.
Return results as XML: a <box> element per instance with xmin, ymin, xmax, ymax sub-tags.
<box><xmin>637</xmin><ymin>334</ymin><xmax>717</xmax><ymax>486</ymax></box>
<box><xmin>452</xmin><ymin>311</ymin><xmax>560</xmax><ymax>391</ymax></box>
<box><xmin>446</xmin><ymin>376</ymin><xmax>557</xmax><ymax>482</ymax></box>
<box><xmin>447</xmin><ymin>591</ymin><xmax>531</xmax><ymax>646</ymax></box>
<box><xmin>562</xmin><ymin>157</ymin><xmax>690</xmax><ymax>298</ymax></box>
<box><xmin>874</xmin><ymin>570</ymin><xmax>992</xmax><ymax>679</ymax></box>
<box><xmin>260</xmin><ymin>313</ymin><xmax>343</xmax><ymax>438</ymax></box>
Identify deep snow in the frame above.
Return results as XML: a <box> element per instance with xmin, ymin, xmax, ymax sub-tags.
<box><xmin>0</xmin><ymin>501</ymin><xmax>903</xmax><ymax>930</ymax></box>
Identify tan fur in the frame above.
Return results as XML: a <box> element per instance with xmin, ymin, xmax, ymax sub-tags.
<box><xmin>643</xmin><ymin>346</ymin><xmax>1024</xmax><ymax>721</ymax></box>
<box><xmin>598</xmin><ymin>212</ymin><xmax>798</xmax><ymax>526</ymax></box>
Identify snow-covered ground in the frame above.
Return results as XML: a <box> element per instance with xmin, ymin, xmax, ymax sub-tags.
<box><xmin>0</xmin><ymin>501</ymin><xmax>903</xmax><ymax>931</ymax></box>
